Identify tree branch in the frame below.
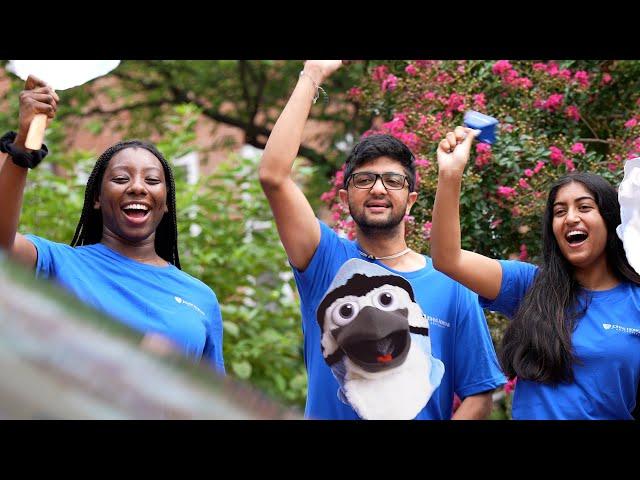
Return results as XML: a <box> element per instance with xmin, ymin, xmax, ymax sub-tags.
<box><xmin>577</xmin><ymin>138</ymin><xmax>614</xmax><ymax>145</ymax></box>
<box><xmin>58</xmin><ymin>100</ymin><xmax>169</xmax><ymax>118</ymax></box>
<box><xmin>54</xmin><ymin>63</ymin><xmax>336</xmax><ymax>169</ymax></box>
<box><xmin>244</xmin><ymin>136</ymin><xmax>332</xmax><ymax>169</ymax></box>
<box><xmin>238</xmin><ymin>61</ymin><xmax>253</xmax><ymax>117</ymax></box>
<box><xmin>579</xmin><ymin>114</ymin><xmax>600</xmax><ymax>139</ymax></box>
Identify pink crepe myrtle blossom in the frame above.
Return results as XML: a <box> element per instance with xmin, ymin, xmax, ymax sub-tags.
<box><xmin>558</xmin><ymin>69</ymin><xmax>572</xmax><ymax>80</ymax></box>
<box><xmin>519</xmin><ymin>243</ymin><xmax>529</xmax><ymax>261</ymax></box>
<box><xmin>347</xmin><ymin>87</ymin><xmax>362</xmax><ymax>100</ymax></box>
<box><xmin>565</xmin><ymin>105</ymin><xmax>581</xmax><ymax>122</ymax></box>
<box><xmin>423</xmin><ymin>91</ymin><xmax>436</xmax><ymax>101</ymax></box>
<box><xmin>422</xmin><ymin>221</ymin><xmax>432</xmax><ymax>239</ymax></box>
<box><xmin>371</xmin><ymin>65</ymin><xmax>388</xmax><ymax>82</ymax></box>
<box><xmin>543</xmin><ymin>94</ymin><xmax>564</xmax><ymax>112</ymax></box>
<box><xmin>549</xmin><ymin>146</ymin><xmax>565</xmax><ymax>166</ymax></box>
<box><xmin>492</xmin><ymin>60</ymin><xmax>513</xmax><ymax>75</ymax></box>
<box><xmin>518</xmin><ymin>178</ymin><xmax>531</xmax><ymax>189</ymax></box>
<box><xmin>497</xmin><ymin>186</ymin><xmax>517</xmax><ymax>199</ymax></box>
<box><xmin>518</xmin><ymin>77</ymin><xmax>533</xmax><ymax>89</ymax></box>
<box><xmin>473</xmin><ymin>93</ymin><xmax>486</xmax><ymax>110</ymax></box>
<box><xmin>565</xmin><ymin>158</ymin><xmax>576</xmax><ymax>171</ymax></box>
<box><xmin>415</xmin><ymin>157</ymin><xmax>430</xmax><ymax>168</ymax></box>
<box><xmin>381</xmin><ymin>74</ymin><xmax>398</xmax><ymax>92</ymax></box>
<box><xmin>475</xmin><ymin>143</ymin><xmax>492</xmax><ymax>167</ymax></box>
<box><xmin>573</xmin><ymin>70</ymin><xmax>590</xmax><ymax>88</ymax></box>
<box><xmin>446</xmin><ymin>92</ymin><xmax>466</xmax><ymax>113</ymax></box>
<box><xmin>321</xmin><ymin>188</ymin><xmax>336</xmax><ymax>203</ymax></box>
<box><xmin>436</xmin><ymin>72</ymin><xmax>453</xmax><ymax>84</ymax></box>
<box><xmin>504</xmin><ymin>377</ymin><xmax>517</xmax><ymax>395</ymax></box>
<box><xmin>570</xmin><ymin>143</ymin><xmax>586</xmax><ymax>155</ymax></box>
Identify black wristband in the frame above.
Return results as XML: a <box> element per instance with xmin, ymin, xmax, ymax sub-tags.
<box><xmin>0</xmin><ymin>131</ymin><xmax>48</xmax><ymax>169</ymax></box>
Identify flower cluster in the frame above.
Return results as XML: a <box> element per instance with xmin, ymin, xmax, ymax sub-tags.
<box><xmin>322</xmin><ymin>59</ymin><xmax>637</xmax><ymax>271</ymax></box>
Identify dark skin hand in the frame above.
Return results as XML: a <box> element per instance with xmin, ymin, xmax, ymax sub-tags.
<box><xmin>15</xmin><ymin>75</ymin><xmax>59</xmax><ymax>149</ymax></box>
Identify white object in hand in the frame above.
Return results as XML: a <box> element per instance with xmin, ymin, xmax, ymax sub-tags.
<box><xmin>617</xmin><ymin>157</ymin><xmax>640</xmax><ymax>275</ymax></box>
<box><xmin>7</xmin><ymin>60</ymin><xmax>120</xmax><ymax>91</ymax></box>
<box><xmin>6</xmin><ymin>60</ymin><xmax>120</xmax><ymax>149</ymax></box>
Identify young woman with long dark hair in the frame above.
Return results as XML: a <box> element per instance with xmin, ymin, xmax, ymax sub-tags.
<box><xmin>430</xmin><ymin>126</ymin><xmax>640</xmax><ymax>419</ymax></box>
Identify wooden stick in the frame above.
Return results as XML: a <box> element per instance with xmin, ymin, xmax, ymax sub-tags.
<box><xmin>25</xmin><ymin>114</ymin><xmax>47</xmax><ymax>150</ymax></box>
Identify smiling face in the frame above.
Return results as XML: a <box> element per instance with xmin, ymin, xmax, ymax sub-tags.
<box><xmin>339</xmin><ymin>156</ymin><xmax>418</xmax><ymax>233</ymax></box>
<box><xmin>551</xmin><ymin>181</ymin><xmax>609</xmax><ymax>270</ymax></box>
<box><xmin>94</xmin><ymin>147</ymin><xmax>169</xmax><ymax>246</ymax></box>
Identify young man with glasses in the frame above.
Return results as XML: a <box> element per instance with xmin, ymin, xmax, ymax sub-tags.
<box><xmin>259</xmin><ymin>60</ymin><xmax>505</xmax><ymax>419</ymax></box>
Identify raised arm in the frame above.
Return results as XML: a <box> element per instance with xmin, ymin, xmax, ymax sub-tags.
<box><xmin>0</xmin><ymin>75</ymin><xmax>59</xmax><ymax>268</ymax></box>
<box><xmin>258</xmin><ymin>60</ymin><xmax>343</xmax><ymax>271</ymax></box>
<box><xmin>430</xmin><ymin>126</ymin><xmax>502</xmax><ymax>300</ymax></box>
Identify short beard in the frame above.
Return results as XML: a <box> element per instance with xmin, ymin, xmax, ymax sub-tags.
<box><xmin>349</xmin><ymin>202</ymin><xmax>406</xmax><ymax>238</ymax></box>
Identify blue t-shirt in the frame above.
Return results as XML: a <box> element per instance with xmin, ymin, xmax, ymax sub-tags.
<box><xmin>26</xmin><ymin>235</ymin><xmax>225</xmax><ymax>373</ymax></box>
<box><xmin>480</xmin><ymin>260</ymin><xmax>640</xmax><ymax>419</ymax></box>
<box><xmin>293</xmin><ymin>221</ymin><xmax>506</xmax><ymax>419</ymax></box>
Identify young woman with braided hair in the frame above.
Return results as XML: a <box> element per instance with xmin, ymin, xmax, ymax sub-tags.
<box><xmin>0</xmin><ymin>75</ymin><xmax>224</xmax><ymax>372</ymax></box>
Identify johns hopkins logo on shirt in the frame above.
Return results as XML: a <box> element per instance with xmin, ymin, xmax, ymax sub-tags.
<box><xmin>602</xmin><ymin>323</ymin><xmax>640</xmax><ymax>337</ymax></box>
<box><xmin>174</xmin><ymin>296</ymin><xmax>205</xmax><ymax>316</ymax></box>
<box><xmin>427</xmin><ymin>315</ymin><xmax>450</xmax><ymax>329</ymax></box>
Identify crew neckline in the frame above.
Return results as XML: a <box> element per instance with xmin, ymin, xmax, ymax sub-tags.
<box><xmin>92</xmin><ymin>242</ymin><xmax>174</xmax><ymax>271</ymax></box>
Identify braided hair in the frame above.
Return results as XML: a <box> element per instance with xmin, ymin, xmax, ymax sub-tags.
<box><xmin>70</xmin><ymin>140</ymin><xmax>181</xmax><ymax>269</ymax></box>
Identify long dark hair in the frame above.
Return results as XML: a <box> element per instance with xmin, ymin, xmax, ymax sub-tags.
<box><xmin>500</xmin><ymin>172</ymin><xmax>640</xmax><ymax>383</ymax></box>
<box><xmin>70</xmin><ymin>140</ymin><xmax>181</xmax><ymax>269</ymax></box>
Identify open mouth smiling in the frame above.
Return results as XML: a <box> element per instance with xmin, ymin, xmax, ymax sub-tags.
<box><xmin>565</xmin><ymin>229</ymin><xmax>589</xmax><ymax>247</ymax></box>
<box><xmin>121</xmin><ymin>202</ymin><xmax>151</xmax><ymax>221</ymax></box>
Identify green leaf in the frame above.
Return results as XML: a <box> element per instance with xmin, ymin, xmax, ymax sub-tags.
<box><xmin>223</xmin><ymin>321</ymin><xmax>240</xmax><ymax>338</ymax></box>
<box><xmin>232</xmin><ymin>361</ymin><xmax>252</xmax><ymax>379</ymax></box>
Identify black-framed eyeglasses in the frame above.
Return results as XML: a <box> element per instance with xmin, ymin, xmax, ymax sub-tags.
<box><xmin>348</xmin><ymin>172</ymin><xmax>408</xmax><ymax>190</ymax></box>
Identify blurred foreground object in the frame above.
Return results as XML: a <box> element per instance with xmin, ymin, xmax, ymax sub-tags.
<box><xmin>0</xmin><ymin>254</ymin><xmax>300</xmax><ymax>419</ymax></box>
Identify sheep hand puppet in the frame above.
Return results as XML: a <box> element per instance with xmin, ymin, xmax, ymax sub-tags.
<box><xmin>617</xmin><ymin>157</ymin><xmax>640</xmax><ymax>275</ymax></box>
<box><xmin>316</xmin><ymin>258</ymin><xmax>445</xmax><ymax>419</ymax></box>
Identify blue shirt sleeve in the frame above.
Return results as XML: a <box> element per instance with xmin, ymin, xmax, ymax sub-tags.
<box><xmin>23</xmin><ymin>234</ymin><xmax>71</xmax><ymax>278</ymax></box>
<box><xmin>454</xmin><ymin>286</ymin><xmax>507</xmax><ymax>398</ymax></box>
<box><xmin>478</xmin><ymin>260</ymin><xmax>538</xmax><ymax>319</ymax></box>
<box><xmin>203</xmin><ymin>293</ymin><xmax>226</xmax><ymax>375</ymax></box>
<box><xmin>292</xmin><ymin>220</ymin><xmax>347</xmax><ymax>310</ymax></box>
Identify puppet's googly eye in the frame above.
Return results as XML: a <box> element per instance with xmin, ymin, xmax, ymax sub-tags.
<box><xmin>332</xmin><ymin>302</ymin><xmax>359</xmax><ymax>326</ymax></box>
<box><xmin>374</xmin><ymin>291</ymin><xmax>397</xmax><ymax>310</ymax></box>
